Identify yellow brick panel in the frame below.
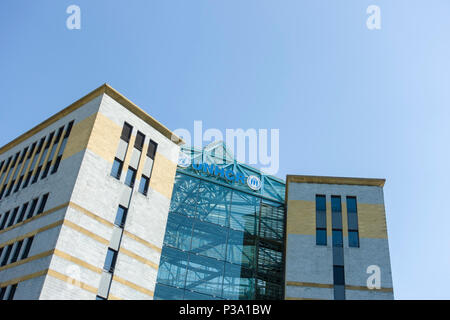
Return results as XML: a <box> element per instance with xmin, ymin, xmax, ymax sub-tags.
<box><xmin>148</xmin><ymin>152</ymin><xmax>177</xmax><ymax>200</ymax></box>
<box><xmin>62</xmin><ymin>113</ymin><xmax>97</xmax><ymax>160</ymax></box>
<box><xmin>358</xmin><ymin>203</ymin><xmax>388</xmax><ymax>239</ymax></box>
<box><xmin>86</xmin><ymin>112</ymin><xmax>122</xmax><ymax>164</ymax></box>
<box><xmin>286</xmin><ymin>200</ymin><xmax>315</xmax><ymax>235</ymax></box>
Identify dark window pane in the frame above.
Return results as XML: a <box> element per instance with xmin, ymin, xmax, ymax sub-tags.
<box><xmin>17</xmin><ymin>202</ymin><xmax>28</xmax><ymax>223</ymax></box>
<box><xmin>125</xmin><ymin>167</ymin><xmax>136</xmax><ymax>187</ymax></box>
<box><xmin>111</xmin><ymin>158</ymin><xmax>123</xmax><ymax>179</ymax></box>
<box><xmin>331</xmin><ymin>196</ymin><xmax>342</xmax><ymax>212</ymax></box>
<box><xmin>7</xmin><ymin>207</ymin><xmax>19</xmax><ymax>228</ymax></box>
<box><xmin>114</xmin><ymin>206</ymin><xmax>128</xmax><ymax>228</ymax></box>
<box><xmin>348</xmin><ymin>230</ymin><xmax>359</xmax><ymax>248</ymax></box>
<box><xmin>21</xmin><ymin>236</ymin><xmax>34</xmax><ymax>259</ymax></box>
<box><xmin>121</xmin><ymin>123</ymin><xmax>133</xmax><ymax>142</ymax></box>
<box><xmin>0</xmin><ymin>211</ymin><xmax>10</xmax><ymax>230</ymax></box>
<box><xmin>316</xmin><ymin>228</ymin><xmax>327</xmax><ymax>246</ymax></box>
<box><xmin>138</xmin><ymin>175</ymin><xmax>149</xmax><ymax>195</ymax></box>
<box><xmin>1</xmin><ymin>245</ymin><xmax>13</xmax><ymax>266</ymax></box>
<box><xmin>134</xmin><ymin>131</ymin><xmax>145</xmax><ymax>150</ymax></box>
<box><xmin>6</xmin><ymin>284</ymin><xmax>17</xmax><ymax>300</ymax></box>
<box><xmin>64</xmin><ymin>121</ymin><xmax>74</xmax><ymax>139</ymax></box>
<box><xmin>147</xmin><ymin>140</ymin><xmax>158</xmax><ymax>159</ymax></box>
<box><xmin>333</xmin><ymin>266</ymin><xmax>345</xmax><ymax>285</ymax></box>
<box><xmin>10</xmin><ymin>240</ymin><xmax>24</xmax><ymax>264</ymax></box>
<box><xmin>346</xmin><ymin>196</ymin><xmax>357</xmax><ymax>213</ymax></box>
<box><xmin>104</xmin><ymin>249</ymin><xmax>118</xmax><ymax>273</ymax></box>
<box><xmin>27</xmin><ymin>198</ymin><xmax>39</xmax><ymax>219</ymax></box>
<box><xmin>332</xmin><ymin>229</ymin><xmax>343</xmax><ymax>247</ymax></box>
<box><xmin>37</xmin><ymin>194</ymin><xmax>49</xmax><ymax>215</ymax></box>
<box><xmin>0</xmin><ymin>287</ymin><xmax>6</xmax><ymax>300</ymax></box>
<box><xmin>51</xmin><ymin>155</ymin><xmax>62</xmax><ymax>174</ymax></box>
<box><xmin>315</xmin><ymin>195</ymin><xmax>326</xmax><ymax>211</ymax></box>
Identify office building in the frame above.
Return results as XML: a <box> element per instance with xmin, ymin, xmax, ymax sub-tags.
<box><xmin>0</xmin><ymin>85</ymin><xmax>394</xmax><ymax>300</ymax></box>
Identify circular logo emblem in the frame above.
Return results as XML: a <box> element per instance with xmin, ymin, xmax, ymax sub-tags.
<box><xmin>177</xmin><ymin>152</ymin><xmax>191</xmax><ymax>168</ymax></box>
<box><xmin>247</xmin><ymin>175</ymin><xmax>262</xmax><ymax>191</ymax></box>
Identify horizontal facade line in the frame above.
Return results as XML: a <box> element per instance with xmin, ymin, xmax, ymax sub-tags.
<box><xmin>286</xmin><ymin>281</ymin><xmax>333</xmax><ymax>289</ymax></box>
<box><xmin>0</xmin><ymin>220</ymin><xmax>64</xmax><ymax>249</ymax></box>
<box><xmin>112</xmin><ymin>274</ymin><xmax>154</xmax><ymax>297</ymax></box>
<box><xmin>0</xmin><ymin>249</ymin><xmax>54</xmax><ymax>273</ymax></box>
<box><xmin>0</xmin><ymin>268</ymin><xmax>49</xmax><ymax>288</ymax></box>
<box><xmin>0</xmin><ymin>202</ymin><xmax>69</xmax><ymax>236</ymax></box>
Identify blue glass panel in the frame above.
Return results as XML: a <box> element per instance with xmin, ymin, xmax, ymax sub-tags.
<box><xmin>316</xmin><ymin>229</ymin><xmax>327</xmax><ymax>246</ymax></box>
<box><xmin>348</xmin><ymin>230</ymin><xmax>359</xmax><ymax>248</ymax></box>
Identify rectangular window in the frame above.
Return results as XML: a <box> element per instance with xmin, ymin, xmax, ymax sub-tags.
<box><xmin>316</xmin><ymin>228</ymin><xmax>327</xmax><ymax>246</ymax></box>
<box><xmin>17</xmin><ymin>202</ymin><xmax>28</xmax><ymax>224</ymax></box>
<box><xmin>333</xmin><ymin>265</ymin><xmax>345</xmax><ymax>286</ymax></box>
<box><xmin>51</xmin><ymin>155</ymin><xmax>62</xmax><ymax>174</ymax></box>
<box><xmin>36</xmin><ymin>194</ymin><xmax>49</xmax><ymax>215</ymax></box>
<box><xmin>348</xmin><ymin>230</ymin><xmax>360</xmax><ymax>248</ymax></box>
<box><xmin>21</xmin><ymin>236</ymin><xmax>34</xmax><ymax>260</ymax></box>
<box><xmin>138</xmin><ymin>175</ymin><xmax>149</xmax><ymax>195</ymax></box>
<box><xmin>6</xmin><ymin>284</ymin><xmax>17</xmax><ymax>300</ymax></box>
<box><xmin>0</xmin><ymin>211</ymin><xmax>10</xmax><ymax>230</ymax></box>
<box><xmin>64</xmin><ymin>121</ymin><xmax>74</xmax><ymax>139</ymax></box>
<box><xmin>114</xmin><ymin>206</ymin><xmax>128</xmax><ymax>228</ymax></box>
<box><xmin>7</xmin><ymin>207</ymin><xmax>19</xmax><ymax>228</ymax></box>
<box><xmin>1</xmin><ymin>244</ymin><xmax>13</xmax><ymax>266</ymax></box>
<box><xmin>26</xmin><ymin>198</ymin><xmax>39</xmax><ymax>220</ymax></box>
<box><xmin>147</xmin><ymin>140</ymin><xmax>158</xmax><ymax>160</ymax></box>
<box><xmin>331</xmin><ymin>196</ymin><xmax>343</xmax><ymax>247</ymax></box>
<box><xmin>121</xmin><ymin>122</ymin><xmax>133</xmax><ymax>142</ymax></box>
<box><xmin>0</xmin><ymin>287</ymin><xmax>6</xmax><ymax>300</ymax></box>
<box><xmin>124</xmin><ymin>167</ymin><xmax>137</xmax><ymax>188</ymax></box>
<box><xmin>103</xmin><ymin>248</ymin><xmax>118</xmax><ymax>273</ymax></box>
<box><xmin>332</xmin><ymin>229</ymin><xmax>343</xmax><ymax>247</ymax></box>
<box><xmin>346</xmin><ymin>196</ymin><xmax>360</xmax><ymax>248</ymax></box>
<box><xmin>111</xmin><ymin>158</ymin><xmax>123</xmax><ymax>180</ymax></box>
<box><xmin>315</xmin><ymin>195</ymin><xmax>327</xmax><ymax>246</ymax></box>
<box><xmin>10</xmin><ymin>240</ymin><xmax>24</xmax><ymax>264</ymax></box>
<box><xmin>134</xmin><ymin>131</ymin><xmax>145</xmax><ymax>151</ymax></box>
<box><xmin>14</xmin><ymin>175</ymin><xmax>23</xmax><ymax>193</ymax></box>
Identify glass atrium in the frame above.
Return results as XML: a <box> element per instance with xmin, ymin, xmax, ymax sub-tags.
<box><xmin>154</xmin><ymin>142</ymin><xmax>286</xmax><ymax>300</ymax></box>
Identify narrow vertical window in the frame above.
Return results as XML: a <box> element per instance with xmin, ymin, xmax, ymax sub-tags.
<box><xmin>315</xmin><ymin>195</ymin><xmax>327</xmax><ymax>245</ymax></box>
<box><xmin>103</xmin><ymin>248</ymin><xmax>118</xmax><ymax>273</ymax></box>
<box><xmin>0</xmin><ymin>211</ymin><xmax>10</xmax><ymax>230</ymax></box>
<box><xmin>51</xmin><ymin>121</ymin><xmax>74</xmax><ymax>175</ymax></box>
<box><xmin>346</xmin><ymin>196</ymin><xmax>360</xmax><ymax>248</ymax></box>
<box><xmin>333</xmin><ymin>265</ymin><xmax>345</xmax><ymax>286</ymax></box>
<box><xmin>32</xmin><ymin>132</ymin><xmax>54</xmax><ymax>184</ymax></box>
<box><xmin>0</xmin><ymin>244</ymin><xmax>13</xmax><ymax>266</ymax></box>
<box><xmin>6</xmin><ymin>284</ymin><xmax>17</xmax><ymax>300</ymax></box>
<box><xmin>0</xmin><ymin>287</ymin><xmax>6</xmax><ymax>300</ymax></box>
<box><xmin>114</xmin><ymin>206</ymin><xmax>128</xmax><ymax>228</ymax></box>
<box><xmin>134</xmin><ymin>131</ymin><xmax>145</xmax><ymax>151</ymax></box>
<box><xmin>138</xmin><ymin>175</ymin><xmax>149</xmax><ymax>196</ymax></box>
<box><xmin>36</xmin><ymin>193</ymin><xmax>49</xmax><ymax>215</ymax></box>
<box><xmin>10</xmin><ymin>240</ymin><xmax>24</xmax><ymax>264</ymax></box>
<box><xmin>6</xmin><ymin>207</ymin><xmax>19</xmax><ymax>228</ymax></box>
<box><xmin>331</xmin><ymin>196</ymin><xmax>343</xmax><ymax>248</ymax></box>
<box><xmin>147</xmin><ymin>140</ymin><xmax>158</xmax><ymax>160</ymax></box>
<box><xmin>111</xmin><ymin>158</ymin><xmax>123</xmax><ymax>180</ymax></box>
<box><xmin>124</xmin><ymin>167</ymin><xmax>137</xmax><ymax>188</ymax></box>
<box><xmin>121</xmin><ymin>122</ymin><xmax>133</xmax><ymax>143</ymax></box>
<box><xmin>26</xmin><ymin>198</ymin><xmax>39</xmax><ymax>220</ymax></box>
<box><xmin>16</xmin><ymin>202</ymin><xmax>29</xmax><ymax>224</ymax></box>
<box><xmin>20</xmin><ymin>236</ymin><xmax>34</xmax><ymax>260</ymax></box>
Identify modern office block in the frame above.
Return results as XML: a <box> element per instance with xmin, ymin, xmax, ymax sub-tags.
<box><xmin>284</xmin><ymin>175</ymin><xmax>394</xmax><ymax>300</ymax></box>
<box><xmin>0</xmin><ymin>84</ymin><xmax>183</xmax><ymax>300</ymax></box>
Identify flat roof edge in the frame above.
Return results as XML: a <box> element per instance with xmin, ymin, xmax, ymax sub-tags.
<box><xmin>286</xmin><ymin>175</ymin><xmax>386</xmax><ymax>187</ymax></box>
<box><xmin>0</xmin><ymin>84</ymin><xmax>184</xmax><ymax>155</ymax></box>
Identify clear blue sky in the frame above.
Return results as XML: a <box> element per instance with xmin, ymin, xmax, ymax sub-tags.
<box><xmin>1</xmin><ymin>1</ymin><xmax>449</xmax><ymax>299</ymax></box>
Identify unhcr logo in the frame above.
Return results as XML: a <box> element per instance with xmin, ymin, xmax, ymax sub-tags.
<box><xmin>247</xmin><ymin>175</ymin><xmax>262</xmax><ymax>191</ymax></box>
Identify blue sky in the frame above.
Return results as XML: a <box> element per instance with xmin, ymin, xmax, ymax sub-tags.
<box><xmin>1</xmin><ymin>1</ymin><xmax>449</xmax><ymax>299</ymax></box>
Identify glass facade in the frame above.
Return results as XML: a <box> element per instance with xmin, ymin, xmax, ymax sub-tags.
<box><xmin>155</xmin><ymin>144</ymin><xmax>285</xmax><ymax>300</ymax></box>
